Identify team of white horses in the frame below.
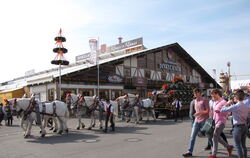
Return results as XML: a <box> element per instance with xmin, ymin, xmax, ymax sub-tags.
<box><xmin>6</xmin><ymin>93</ymin><xmax>156</xmax><ymax>138</ymax></box>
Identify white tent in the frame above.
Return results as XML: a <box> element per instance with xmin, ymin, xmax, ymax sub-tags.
<box><xmin>231</xmin><ymin>80</ymin><xmax>250</xmax><ymax>90</ymax></box>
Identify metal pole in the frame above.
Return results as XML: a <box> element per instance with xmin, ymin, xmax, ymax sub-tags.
<box><xmin>213</xmin><ymin>69</ymin><xmax>217</xmax><ymax>88</ymax></box>
<box><xmin>227</xmin><ymin>62</ymin><xmax>231</xmax><ymax>92</ymax></box>
<box><xmin>59</xmin><ymin>63</ymin><xmax>61</xmax><ymax>100</ymax></box>
<box><xmin>97</xmin><ymin>37</ymin><xmax>100</xmax><ymax>98</ymax></box>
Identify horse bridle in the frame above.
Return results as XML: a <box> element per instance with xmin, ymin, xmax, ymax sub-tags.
<box><xmin>10</xmin><ymin>98</ymin><xmax>35</xmax><ymax>116</ymax></box>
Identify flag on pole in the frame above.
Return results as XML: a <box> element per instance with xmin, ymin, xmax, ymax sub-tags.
<box><xmin>89</xmin><ymin>39</ymin><xmax>98</xmax><ymax>65</ymax></box>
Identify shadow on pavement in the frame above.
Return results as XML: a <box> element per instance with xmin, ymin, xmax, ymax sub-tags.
<box><xmin>26</xmin><ymin>131</ymin><xmax>99</xmax><ymax>144</ymax></box>
<box><xmin>139</xmin><ymin>119</ymin><xmax>184</xmax><ymax>126</ymax></box>
<box><xmin>114</xmin><ymin>126</ymin><xmax>150</xmax><ymax>135</ymax></box>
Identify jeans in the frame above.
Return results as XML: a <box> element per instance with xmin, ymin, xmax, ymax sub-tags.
<box><xmin>188</xmin><ymin>121</ymin><xmax>205</xmax><ymax>153</ymax></box>
<box><xmin>212</xmin><ymin>124</ymin><xmax>229</xmax><ymax>156</ymax></box>
<box><xmin>233</xmin><ymin>125</ymin><xmax>247</xmax><ymax>158</ymax></box>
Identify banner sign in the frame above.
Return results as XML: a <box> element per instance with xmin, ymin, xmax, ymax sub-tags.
<box><xmin>89</xmin><ymin>39</ymin><xmax>98</xmax><ymax>65</ymax></box>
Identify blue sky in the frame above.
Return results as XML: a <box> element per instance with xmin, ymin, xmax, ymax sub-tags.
<box><xmin>0</xmin><ymin>0</ymin><xmax>249</xmax><ymax>82</ymax></box>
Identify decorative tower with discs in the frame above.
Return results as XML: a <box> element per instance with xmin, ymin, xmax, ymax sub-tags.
<box><xmin>51</xmin><ymin>28</ymin><xmax>69</xmax><ymax>100</ymax></box>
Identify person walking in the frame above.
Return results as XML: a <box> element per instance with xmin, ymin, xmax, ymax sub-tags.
<box><xmin>243</xmin><ymin>93</ymin><xmax>250</xmax><ymax>138</ymax></box>
<box><xmin>221</xmin><ymin>90</ymin><xmax>250</xmax><ymax>158</ymax></box>
<box><xmin>189</xmin><ymin>98</ymin><xmax>196</xmax><ymax>126</ymax></box>
<box><xmin>103</xmin><ymin>99</ymin><xmax>115</xmax><ymax>133</ymax></box>
<box><xmin>182</xmin><ymin>88</ymin><xmax>209</xmax><ymax>157</ymax></box>
<box><xmin>172</xmin><ymin>98</ymin><xmax>182</xmax><ymax>122</ymax></box>
<box><xmin>209</xmin><ymin>89</ymin><xmax>233</xmax><ymax>158</ymax></box>
<box><xmin>4</xmin><ymin>102</ymin><xmax>13</xmax><ymax>126</ymax></box>
<box><xmin>204</xmin><ymin>96</ymin><xmax>228</xmax><ymax>151</ymax></box>
<box><xmin>0</xmin><ymin>103</ymin><xmax>5</xmax><ymax>126</ymax></box>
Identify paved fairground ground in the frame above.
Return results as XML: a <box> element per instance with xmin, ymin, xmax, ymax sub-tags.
<box><xmin>0</xmin><ymin>116</ymin><xmax>249</xmax><ymax>158</ymax></box>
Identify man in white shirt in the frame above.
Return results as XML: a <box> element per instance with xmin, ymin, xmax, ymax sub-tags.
<box><xmin>172</xmin><ymin>98</ymin><xmax>182</xmax><ymax>122</ymax></box>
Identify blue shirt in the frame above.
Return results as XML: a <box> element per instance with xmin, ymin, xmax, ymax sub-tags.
<box><xmin>221</xmin><ymin>101</ymin><xmax>250</xmax><ymax>125</ymax></box>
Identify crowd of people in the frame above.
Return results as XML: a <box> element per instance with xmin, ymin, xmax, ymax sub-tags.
<box><xmin>183</xmin><ymin>88</ymin><xmax>250</xmax><ymax>158</ymax></box>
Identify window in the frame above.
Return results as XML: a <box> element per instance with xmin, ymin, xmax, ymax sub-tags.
<box><xmin>99</xmin><ymin>90</ymin><xmax>109</xmax><ymax>99</ymax></box>
<box><xmin>79</xmin><ymin>89</ymin><xmax>93</xmax><ymax>96</ymax></box>
<box><xmin>48</xmin><ymin>89</ymin><xmax>54</xmax><ymax>101</ymax></box>
<box><xmin>111</xmin><ymin>90</ymin><xmax>122</xmax><ymax>100</ymax></box>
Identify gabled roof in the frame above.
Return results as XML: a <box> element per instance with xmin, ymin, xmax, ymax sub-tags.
<box><xmin>0</xmin><ymin>42</ymin><xmax>220</xmax><ymax>91</ymax></box>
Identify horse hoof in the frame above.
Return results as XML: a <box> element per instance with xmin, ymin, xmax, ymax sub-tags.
<box><xmin>49</xmin><ymin>127</ymin><xmax>54</xmax><ymax>131</ymax></box>
<box><xmin>41</xmin><ymin>134</ymin><xmax>45</xmax><ymax>137</ymax></box>
<box><xmin>92</xmin><ymin>124</ymin><xmax>95</xmax><ymax>127</ymax></box>
<box><xmin>100</xmin><ymin>127</ymin><xmax>103</xmax><ymax>129</ymax></box>
<box><xmin>76</xmin><ymin>127</ymin><xmax>80</xmax><ymax>130</ymax></box>
<box><xmin>53</xmin><ymin>129</ymin><xmax>57</xmax><ymax>133</ymax></box>
<box><xmin>87</xmin><ymin>127</ymin><xmax>92</xmax><ymax>130</ymax></box>
<box><xmin>82</xmin><ymin>124</ymin><xmax>85</xmax><ymax>128</ymax></box>
<box><xmin>58</xmin><ymin>130</ymin><xmax>63</xmax><ymax>135</ymax></box>
<box><xmin>24</xmin><ymin>134</ymin><xmax>30</xmax><ymax>138</ymax></box>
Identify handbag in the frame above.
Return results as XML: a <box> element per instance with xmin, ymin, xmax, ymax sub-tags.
<box><xmin>201</xmin><ymin>118</ymin><xmax>215</xmax><ymax>135</ymax></box>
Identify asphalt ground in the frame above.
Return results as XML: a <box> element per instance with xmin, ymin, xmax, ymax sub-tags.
<box><xmin>0</xmin><ymin>116</ymin><xmax>249</xmax><ymax>158</ymax></box>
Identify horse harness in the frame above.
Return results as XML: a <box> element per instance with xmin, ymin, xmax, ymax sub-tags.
<box><xmin>39</xmin><ymin>101</ymin><xmax>57</xmax><ymax>117</ymax></box>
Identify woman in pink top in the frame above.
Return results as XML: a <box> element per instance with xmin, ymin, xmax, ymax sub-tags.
<box><xmin>209</xmin><ymin>89</ymin><xmax>233</xmax><ymax>158</ymax></box>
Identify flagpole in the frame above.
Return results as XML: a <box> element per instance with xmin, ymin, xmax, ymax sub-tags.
<box><xmin>97</xmin><ymin>37</ymin><xmax>100</xmax><ymax>99</ymax></box>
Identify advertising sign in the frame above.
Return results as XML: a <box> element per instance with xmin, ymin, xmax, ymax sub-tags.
<box><xmin>108</xmin><ymin>37</ymin><xmax>143</xmax><ymax>52</ymax></box>
<box><xmin>107</xmin><ymin>74</ymin><xmax>123</xmax><ymax>83</ymax></box>
<box><xmin>75</xmin><ymin>53</ymin><xmax>91</xmax><ymax>62</ymax></box>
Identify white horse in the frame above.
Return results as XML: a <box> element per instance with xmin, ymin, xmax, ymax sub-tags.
<box><xmin>66</xmin><ymin>93</ymin><xmax>119</xmax><ymax>130</ymax></box>
<box><xmin>116</xmin><ymin>94</ymin><xmax>156</xmax><ymax>123</ymax></box>
<box><xmin>8</xmin><ymin>98</ymin><xmax>69</xmax><ymax>138</ymax></box>
<box><xmin>66</xmin><ymin>93</ymin><xmax>101</xmax><ymax>130</ymax></box>
<box><xmin>116</xmin><ymin>93</ymin><xmax>140</xmax><ymax>123</ymax></box>
<box><xmin>20</xmin><ymin>95</ymin><xmax>59</xmax><ymax>133</ymax></box>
